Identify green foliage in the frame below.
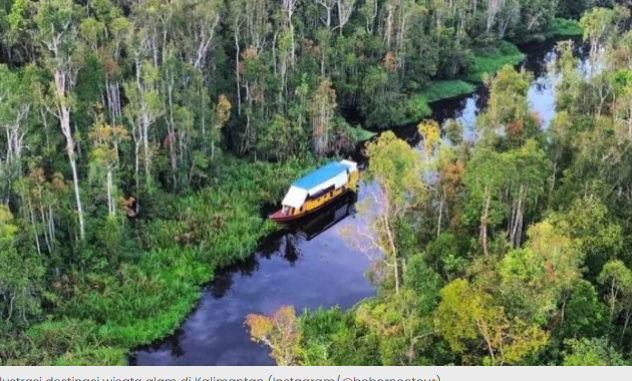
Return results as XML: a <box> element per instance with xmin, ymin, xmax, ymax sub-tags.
<box><xmin>12</xmin><ymin>247</ymin><xmax>211</xmax><ymax>364</ymax></box>
<box><xmin>562</xmin><ymin>338</ymin><xmax>626</xmax><ymax>365</ymax></box>
<box><xmin>498</xmin><ymin>220</ymin><xmax>581</xmax><ymax>324</ymax></box>
<box><xmin>466</xmin><ymin>42</ymin><xmax>527</xmax><ymax>83</ymax></box>
<box><xmin>346</xmin><ymin>124</ymin><xmax>376</xmax><ymax>144</ymax></box>
<box><xmin>436</xmin><ymin>279</ymin><xmax>549</xmax><ymax>365</ymax></box>
<box><xmin>401</xmin><ymin>96</ymin><xmax>433</xmax><ymax>126</ymax></box>
<box><xmin>556</xmin><ymin>280</ymin><xmax>610</xmax><ymax>340</ymax></box>
<box><xmin>552</xmin><ymin>199</ymin><xmax>624</xmax><ymax>280</ymax></box>
<box><xmin>462</xmin><ymin>148</ymin><xmax>513</xmax><ymax>232</ymax></box>
<box><xmin>145</xmin><ymin>156</ymin><xmax>312</xmax><ymax>258</ymax></box>
<box><xmin>0</xmin><ymin>156</ymin><xmax>310</xmax><ymax>364</ymax></box>
<box><xmin>557</xmin><ymin>0</ymin><xmax>596</xmax><ymax>19</ymax></box>
<box><xmin>60</xmin><ymin>248</ymin><xmax>211</xmax><ymax>342</ymax></box>
<box><xmin>0</xmin><ymin>0</ymin><xmax>627</xmax><ymax>367</ymax></box>
<box><xmin>424</xmin><ymin>233</ymin><xmax>469</xmax><ymax>281</ymax></box>
<box><xmin>0</xmin><ymin>207</ymin><xmax>44</xmax><ymax>329</ymax></box>
<box><xmin>300</xmin><ymin>308</ymin><xmax>380</xmax><ymax>366</ymax></box>
<box><xmin>546</xmin><ymin>19</ymin><xmax>584</xmax><ymax>39</ymax></box>
<box><xmin>356</xmin><ymin>290</ymin><xmax>435</xmax><ymax>365</ymax></box>
<box><xmin>422</xmin><ymin>81</ymin><xmax>477</xmax><ymax>103</ymax></box>
<box><xmin>403</xmin><ymin>254</ymin><xmax>443</xmax><ymax>310</ymax></box>
<box><xmin>478</xmin><ymin>66</ymin><xmax>540</xmax><ymax>148</ymax></box>
<box><xmin>364</xmin><ymin>132</ymin><xmax>425</xmax><ymax>208</ymax></box>
<box><xmin>519</xmin><ymin>19</ymin><xmax>584</xmax><ymax>44</ymax></box>
<box><xmin>297</xmin><ymin>4</ymin><xmax>632</xmax><ymax>367</ymax></box>
<box><xmin>360</xmin><ymin>132</ymin><xmax>426</xmax><ymax>292</ymax></box>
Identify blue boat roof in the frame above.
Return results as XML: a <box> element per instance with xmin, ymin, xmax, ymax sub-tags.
<box><xmin>293</xmin><ymin>162</ymin><xmax>350</xmax><ymax>190</ymax></box>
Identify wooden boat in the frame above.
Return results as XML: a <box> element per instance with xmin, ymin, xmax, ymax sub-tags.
<box><xmin>269</xmin><ymin>160</ymin><xmax>360</xmax><ymax>223</ymax></box>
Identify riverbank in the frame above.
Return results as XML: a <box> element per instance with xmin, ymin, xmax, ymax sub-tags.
<box><xmin>3</xmin><ymin>157</ymin><xmax>314</xmax><ymax>365</ymax></box>
<box><xmin>465</xmin><ymin>41</ymin><xmax>527</xmax><ymax>83</ymax></box>
<box><xmin>402</xmin><ymin>19</ymin><xmax>582</xmax><ymax>125</ymax></box>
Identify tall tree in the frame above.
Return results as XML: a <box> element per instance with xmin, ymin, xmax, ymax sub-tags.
<box><xmin>309</xmin><ymin>79</ymin><xmax>337</xmax><ymax>156</ymax></box>
<box><xmin>598</xmin><ymin>260</ymin><xmax>632</xmax><ymax>340</ymax></box>
<box><xmin>463</xmin><ymin>148</ymin><xmax>513</xmax><ymax>256</ymax></box>
<box><xmin>88</xmin><ymin>110</ymin><xmax>129</xmax><ymax>217</ymax></box>
<box><xmin>435</xmin><ymin>279</ymin><xmax>549</xmax><ymax>365</ymax></box>
<box><xmin>0</xmin><ymin>65</ymin><xmax>36</xmax><ymax>196</ymax></box>
<box><xmin>245</xmin><ymin>305</ymin><xmax>302</xmax><ymax>365</ymax></box>
<box><xmin>35</xmin><ymin>0</ymin><xmax>86</xmax><ymax>240</ymax></box>
<box><xmin>350</xmin><ymin>132</ymin><xmax>425</xmax><ymax>294</ymax></box>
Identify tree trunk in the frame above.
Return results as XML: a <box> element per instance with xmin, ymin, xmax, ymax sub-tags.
<box><xmin>621</xmin><ymin>308</ymin><xmax>631</xmax><ymax>345</ymax></box>
<box><xmin>58</xmin><ymin>100</ymin><xmax>85</xmax><ymax>240</ymax></box>
<box><xmin>481</xmin><ymin>191</ymin><xmax>491</xmax><ymax>256</ymax></box>
<box><xmin>142</xmin><ymin>109</ymin><xmax>151</xmax><ymax>188</ymax></box>
<box><xmin>384</xmin><ymin>6</ymin><xmax>394</xmax><ymax>48</ymax></box>
<box><xmin>477</xmin><ymin>320</ymin><xmax>496</xmax><ymax>364</ymax></box>
<box><xmin>610</xmin><ymin>279</ymin><xmax>618</xmax><ymax>319</ymax></box>
<box><xmin>67</xmin><ymin>139</ymin><xmax>85</xmax><ymax>240</ymax></box>
<box><xmin>107</xmin><ymin>169</ymin><xmax>115</xmax><ymax>217</ymax></box>
<box><xmin>166</xmin><ymin>81</ymin><xmax>178</xmax><ymax>188</ymax></box>
<box><xmin>26</xmin><ymin>196</ymin><xmax>41</xmax><ymax>256</ymax></box>
<box><xmin>437</xmin><ymin>195</ymin><xmax>445</xmax><ymax>238</ymax></box>
<box><xmin>383</xmin><ymin>213</ymin><xmax>400</xmax><ymax>294</ymax></box>
<box><xmin>510</xmin><ymin>185</ymin><xmax>524</xmax><ymax>248</ymax></box>
<box><xmin>234</xmin><ymin>22</ymin><xmax>242</xmax><ymax>116</ymax></box>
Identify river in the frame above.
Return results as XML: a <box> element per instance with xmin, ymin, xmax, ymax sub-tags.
<box><xmin>130</xmin><ymin>38</ymin><xmax>588</xmax><ymax>366</ymax></box>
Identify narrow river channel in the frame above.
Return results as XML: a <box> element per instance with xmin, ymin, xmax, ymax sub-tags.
<box><xmin>130</xmin><ymin>38</ymin><xmax>588</xmax><ymax>366</ymax></box>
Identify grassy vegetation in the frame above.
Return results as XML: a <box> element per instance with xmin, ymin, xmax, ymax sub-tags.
<box><xmin>398</xmin><ymin>24</ymin><xmax>580</xmax><ymax>124</ymax></box>
<box><xmin>465</xmin><ymin>41</ymin><xmax>526</xmax><ymax>83</ymax></box>
<box><xmin>546</xmin><ymin>18</ymin><xmax>583</xmax><ymax>39</ymax></box>
<box><xmin>424</xmin><ymin>80</ymin><xmax>477</xmax><ymax>103</ymax></box>
<box><xmin>516</xmin><ymin>18</ymin><xmax>583</xmax><ymax>44</ymax></box>
<box><xmin>379</xmin><ymin>81</ymin><xmax>476</xmax><ymax>128</ymax></box>
<box><xmin>401</xmin><ymin>95</ymin><xmax>433</xmax><ymax>125</ymax></box>
<box><xmin>2</xmin><ymin>157</ymin><xmax>314</xmax><ymax>365</ymax></box>
<box><xmin>348</xmin><ymin>125</ymin><xmax>377</xmax><ymax>143</ymax></box>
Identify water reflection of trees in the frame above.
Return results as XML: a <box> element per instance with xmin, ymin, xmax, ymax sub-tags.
<box><xmin>208</xmin><ymin>193</ymin><xmax>357</xmax><ymax>299</ymax></box>
<box><xmin>209</xmin><ymin>254</ymin><xmax>261</xmax><ymax>299</ymax></box>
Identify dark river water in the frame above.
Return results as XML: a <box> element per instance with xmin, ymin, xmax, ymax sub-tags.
<box><xmin>130</xmin><ymin>39</ymin><xmax>588</xmax><ymax>366</ymax></box>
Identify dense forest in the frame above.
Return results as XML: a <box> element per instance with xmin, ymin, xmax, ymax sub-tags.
<box><xmin>245</xmin><ymin>3</ymin><xmax>632</xmax><ymax>366</ymax></box>
<box><xmin>0</xmin><ymin>0</ymin><xmax>630</xmax><ymax>366</ymax></box>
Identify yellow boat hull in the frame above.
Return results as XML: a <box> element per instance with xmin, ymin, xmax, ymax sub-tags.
<box><xmin>269</xmin><ymin>170</ymin><xmax>359</xmax><ymax>223</ymax></box>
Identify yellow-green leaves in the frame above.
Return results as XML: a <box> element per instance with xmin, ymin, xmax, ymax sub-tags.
<box><xmin>365</xmin><ymin>131</ymin><xmax>425</xmax><ymax>207</ymax></box>
<box><xmin>598</xmin><ymin>260</ymin><xmax>632</xmax><ymax>320</ymax></box>
<box><xmin>245</xmin><ymin>305</ymin><xmax>302</xmax><ymax>366</ymax></box>
<box><xmin>435</xmin><ymin>279</ymin><xmax>482</xmax><ymax>353</ymax></box>
<box><xmin>478</xmin><ymin>65</ymin><xmax>536</xmax><ymax>148</ymax></box>
<box><xmin>580</xmin><ymin>6</ymin><xmax>629</xmax><ymax>61</ymax></box>
<box><xmin>418</xmin><ymin>120</ymin><xmax>441</xmax><ymax>164</ymax></box>
<box><xmin>214</xmin><ymin>95</ymin><xmax>232</xmax><ymax>131</ymax></box>
<box><xmin>498</xmin><ymin>220</ymin><xmax>580</xmax><ymax>323</ymax></box>
<box><xmin>436</xmin><ymin>279</ymin><xmax>549</xmax><ymax>365</ymax></box>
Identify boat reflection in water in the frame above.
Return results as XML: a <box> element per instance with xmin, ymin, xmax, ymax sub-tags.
<box><xmin>210</xmin><ymin>191</ymin><xmax>359</xmax><ymax>299</ymax></box>
<box><xmin>291</xmin><ymin>191</ymin><xmax>358</xmax><ymax>241</ymax></box>
<box><xmin>131</xmin><ymin>189</ymin><xmax>373</xmax><ymax>366</ymax></box>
